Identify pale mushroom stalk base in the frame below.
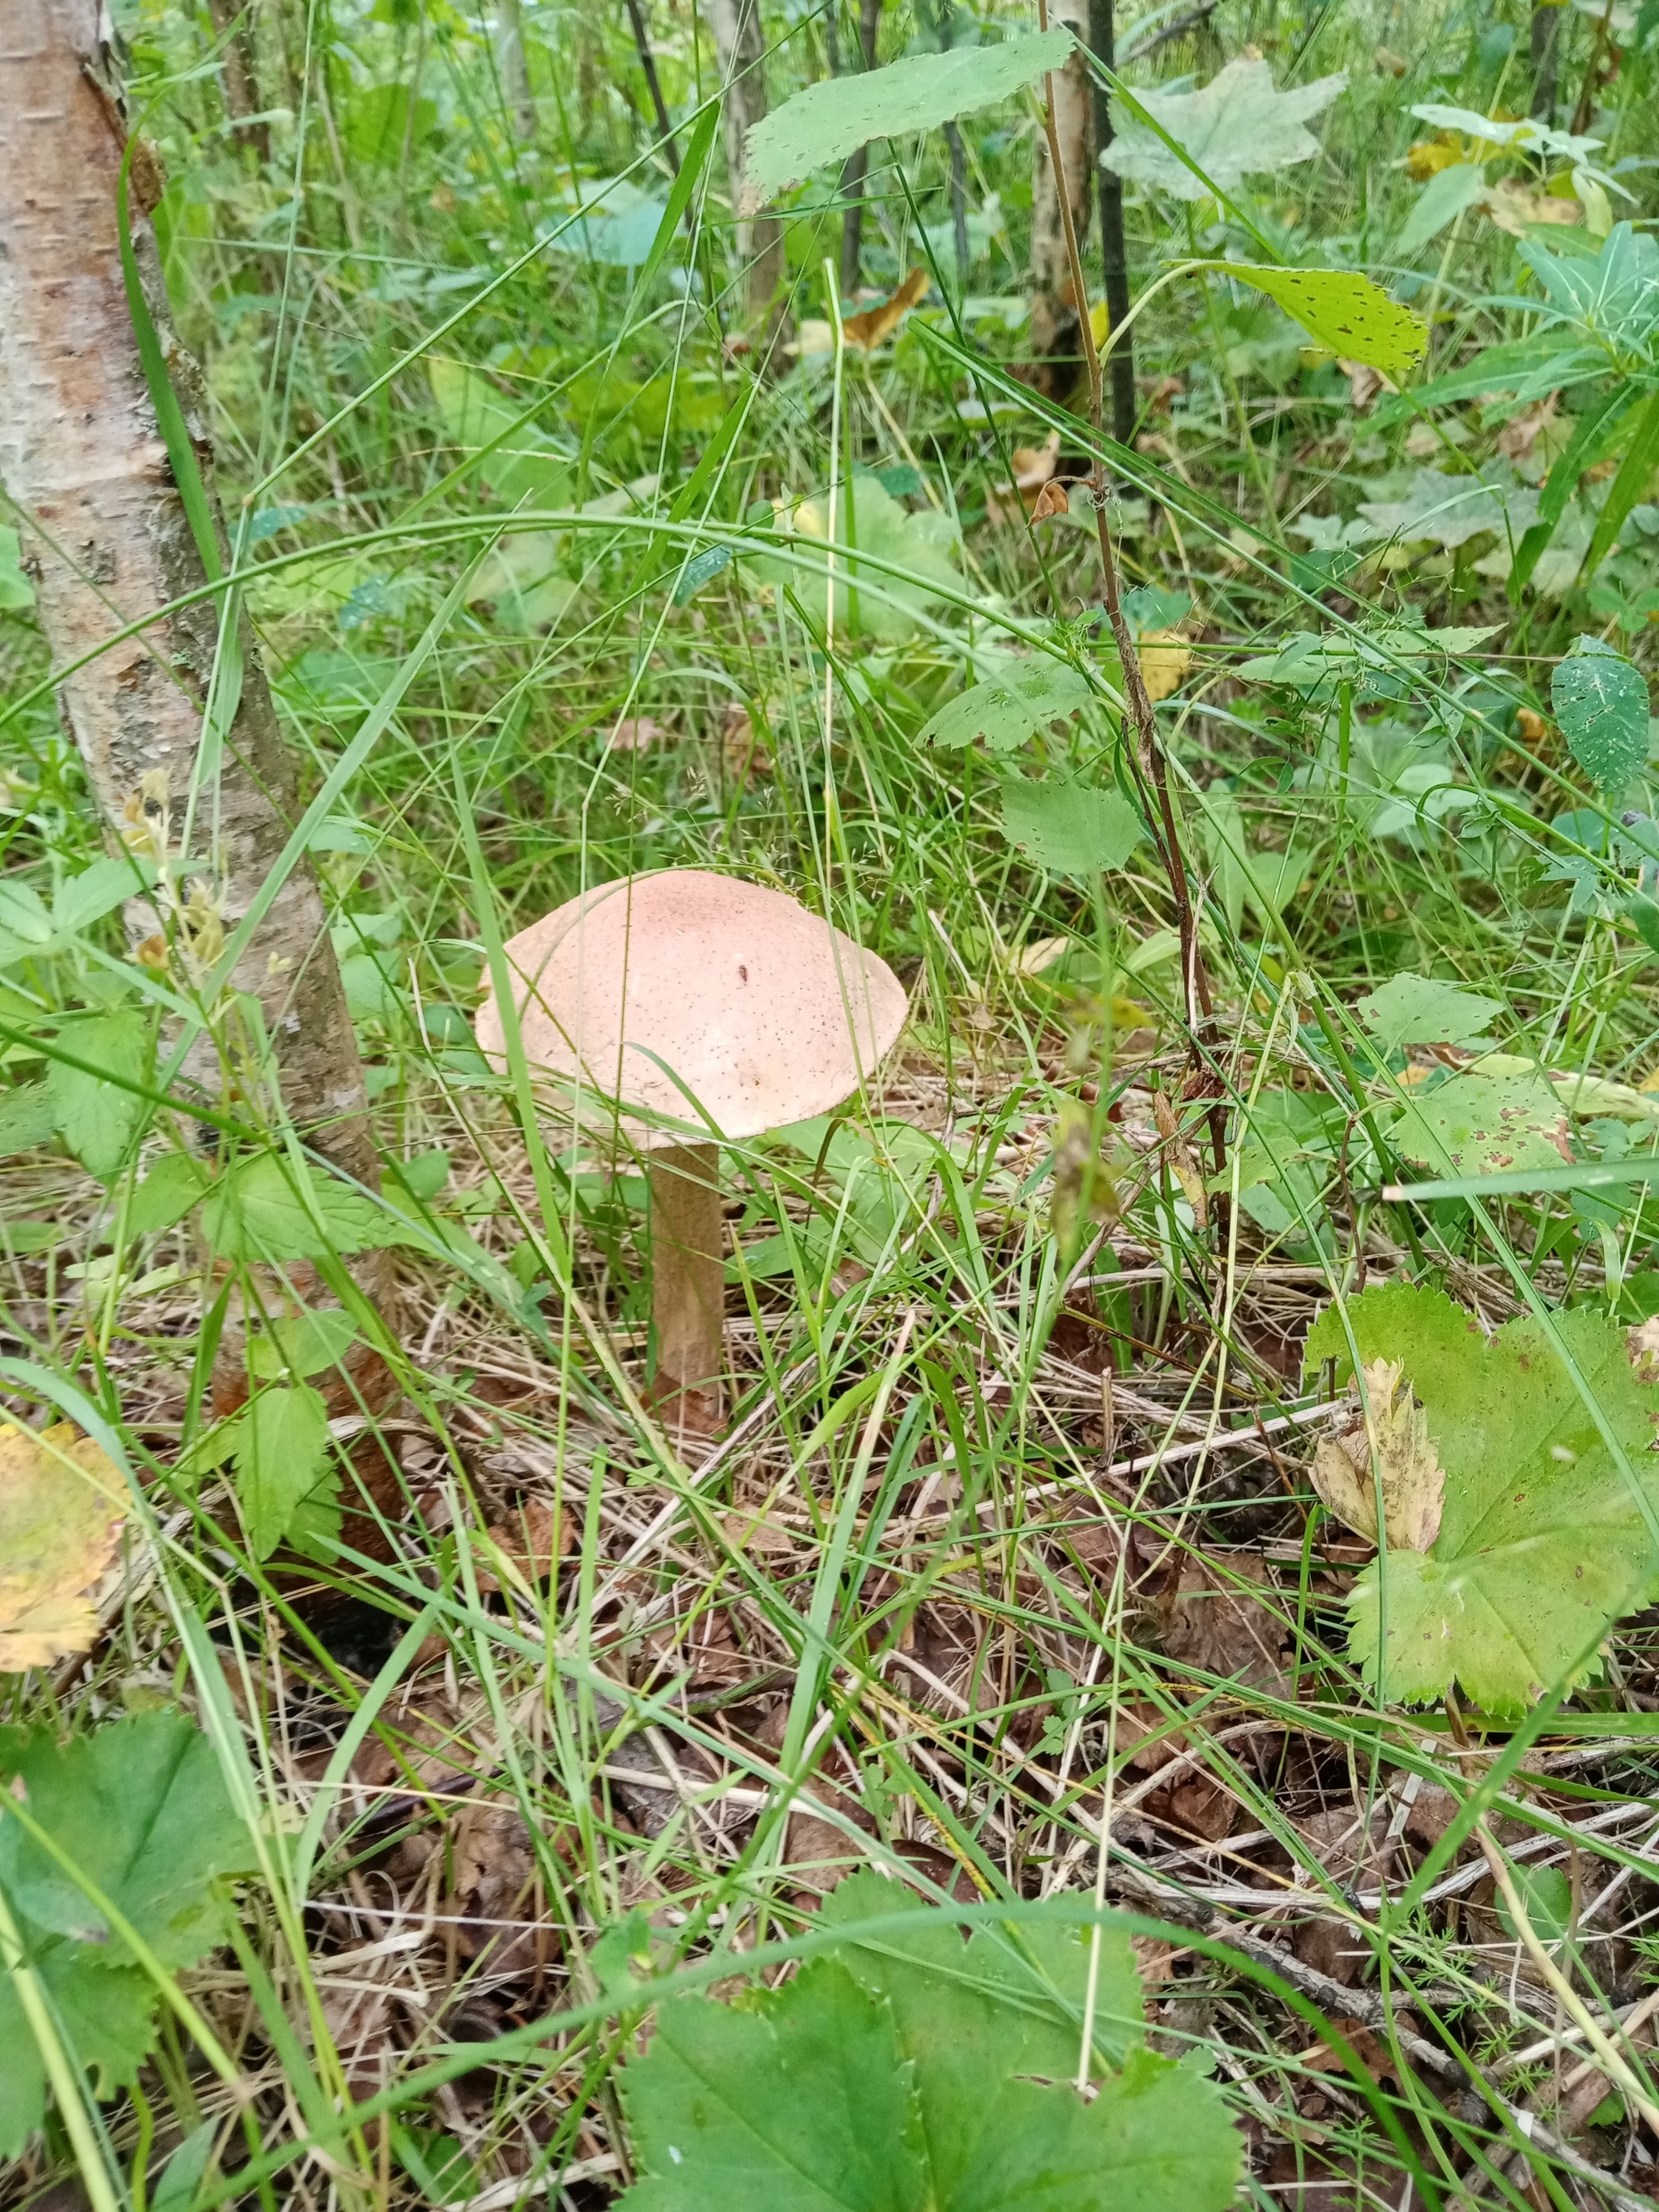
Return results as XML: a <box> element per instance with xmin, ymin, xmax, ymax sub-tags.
<box><xmin>647</xmin><ymin>1143</ymin><xmax>726</xmax><ymax>1438</ymax></box>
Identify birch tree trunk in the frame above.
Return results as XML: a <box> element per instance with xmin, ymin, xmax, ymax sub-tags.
<box><xmin>1029</xmin><ymin>0</ymin><xmax>1093</xmax><ymax>403</ymax></box>
<box><xmin>706</xmin><ymin>0</ymin><xmax>789</xmax><ymax>331</ymax></box>
<box><xmin>0</xmin><ymin>2</ymin><xmax>394</xmax><ymax>1383</ymax></box>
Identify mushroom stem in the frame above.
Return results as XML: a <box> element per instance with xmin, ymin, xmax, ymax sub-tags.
<box><xmin>646</xmin><ymin>1142</ymin><xmax>726</xmax><ymax>1435</ymax></box>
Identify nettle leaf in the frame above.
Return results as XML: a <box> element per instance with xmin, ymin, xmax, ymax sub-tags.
<box><xmin>233</xmin><ymin>1383</ymin><xmax>335</xmax><ymax>1561</ymax></box>
<box><xmin>48</xmin><ymin>1008</ymin><xmax>151</xmax><ymax>1184</ymax></box>
<box><xmin>619</xmin><ymin>1872</ymin><xmax>1239</xmax><ymax>2212</ymax></box>
<box><xmin>1102</xmin><ymin>58</ymin><xmax>1346</xmax><ymax>202</ymax></box>
<box><xmin>998</xmin><ymin>777</ymin><xmax>1145</xmax><ymax>877</ymax></box>
<box><xmin>743</xmin><ymin>31</ymin><xmax>1074</xmax><ymax>204</ymax></box>
<box><xmin>0</xmin><ymin>1712</ymin><xmax>255</xmax><ymax>2158</ymax></box>
<box><xmin>1303</xmin><ymin>1285</ymin><xmax>1659</xmax><ymax>1711</ymax></box>
<box><xmin>919</xmin><ymin>659</ymin><xmax>1097</xmax><ymax>752</ymax></box>
<box><xmin>1552</xmin><ymin>636</ymin><xmax>1651</xmax><ymax>789</ymax></box>
<box><xmin>128</xmin><ymin>1152</ymin><xmax>212</xmax><ymax>1237</ymax></box>
<box><xmin>1388</xmin><ymin>1070</ymin><xmax>1573</xmax><ymax>1178</ymax></box>
<box><xmin>1355</xmin><ymin>970</ymin><xmax>1503</xmax><ymax>1053</ymax></box>
<box><xmin>0</xmin><ymin>1083</ymin><xmax>57</xmax><ymax>1158</ymax></box>
<box><xmin>198</xmin><ymin>1151</ymin><xmax>399</xmax><ymax>1263</ymax></box>
<box><xmin>1222</xmin><ymin>266</ymin><xmax>1427</xmax><ymax>381</ymax></box>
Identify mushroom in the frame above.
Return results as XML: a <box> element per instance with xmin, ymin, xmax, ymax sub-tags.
<box><xmin>474</xmin><ymin>870</ymin><xmax>908</xmax><ymax>1434</ymax></box>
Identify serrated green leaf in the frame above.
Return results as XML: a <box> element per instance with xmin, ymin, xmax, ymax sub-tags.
<box><xmin>246</xmin><ymin>1308</ymin><xmax>360</xmax><ymax>1383</ymax></box>
<box><xmin>0</xmin><ymin>1083</ymin><xmax>57</xmax><ymax>1159</ymax></box>
<box><xmin>0</xmin><ymin>1712</ymin><xmax>253</xmax><ymax>1971</ymax></box>
<box><xmin>1552</xmin><ymin>637</ymin><xmax>1651</xmax><ymax>789</ymax></box>
<box><xmin>1102</xmin><ymin>58</ymin><xmax>1346</xmax><ymax>201</ymax></box>
<box><xmin>48</xmin><ymin>1009</ymin><xmax>150</xmax><ymax>1184</ymax></box>
<box><xmin>744</xmin><ymin>32</ymin><xmax>1074</xmax><ymax>203</ymax></box>
<box><xmin>998</xmin><ymin>778</ymin><xmax>1144</xmax><ymax>877</ymax></box>
<box><xmin>51</xmin><ymin>856</ymin><xmax>156</xmax><ymax>940</ymax></box>
<box><xmin>1388</xmin><ymin>1071</ymin><xmax>1573</xmax><ymax>1178</ymax></box>
<box><xmin>128</xmin><ymin>1152</ymin><xmax>211</xmax><ymax>1237</ymax></box>
<box><xmin>619</xmin><ymin>1958</ymin><xmax>925</xmax><ymax>2211</ymax></box>
<box><xmin>0</xmin><ymin>1949</ymin><xmax>156</xmax><ymax>2157</ymax></box>
<box><xmin>919</xmin><ymin>660</ymin><xmax>1096</xmax><ymax>752</ymax></box>
<box><xmin>234</xmin><ymin>1383</ymin><xmax>333</xmax><ymax>1559</ymax></box>
<box><xmin>1223</xmin><ymin>266</ymin><xmax>1427</xmax><ymax>381</ymax></box>
<box><xmin>198</xmin><ymin>1151</ymin><xmax>397</xmax><ymax>1262</ymax></box>
<box><xmin>1303</xmin><ymin>1286</ymin><xmax>1659</xmax><ymax>1711</ymax></box>
<box><xmin>1354</xmin><ymin>971</ymin><xmax>1503</xmax><ymax>1052</ymax></box>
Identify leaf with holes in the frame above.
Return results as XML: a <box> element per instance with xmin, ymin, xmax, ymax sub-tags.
<box><xmin>1221</xmin><ymin>266</ymin><xmax>1427</xmax><ymax>381</ymax></box>
<box><xmin>919</xmin><ymin>659</ymin><xmax>1097</xmax><ymax>752</ymax></box>
<box><xmin>997</xmin><ymin>778</ymin><xmax>1145</xmax><ymax>877</ymax></box>
<box><xmin>1304</xmin><ymin>1284</ymin><xmax>1659</xmax><ymax>1712</ymax></box>
<box><xmin>1102</xmin><ymin>58</ymin><xmax>1346</xmax><ymax>201</ymax></box>
<box><xmin>1388</xmin><ymin>1071</ymin><xmax>1573</xmax><ymax>1178</ymax></box>
<box><xmin>1552</xmin><ymin>636</ymin><xmax>1651</xmax><ymax>790</ymax></box>
<box><xmin>1354</xmin><ymin>971</ymin><xmax>1503</xmax><ymax>1053</ymax></box>
<box><xmin>743</xmin><ymin>31</ymin><xmax>1074</xmax><ymax>205</ymax></box>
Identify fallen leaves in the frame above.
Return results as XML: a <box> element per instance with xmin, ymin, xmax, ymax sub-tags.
<box><xmin>608</xmin><ymin>715</ymin><xmax>667</xmax><ymax>752</ymax></box>
<box><xmin>842</xmin><ymin>267</ymin><xmax>928</xmax><ymax>350</ymax></box>
<box><xmin>1311</xmin><ymin>1358</ymin><xmax>1446</xmax><ymax>1552</ymax></box>
<box><xmin>987</xmin><ymin>432</ymin><xmax>1061</xmax><ymax>525</ymax></box>
<box><xmin>1139</xmin><ymin>630</ymin><xmax>1194</xmax><ymax>701</ymax></box>
<box><xmin>1482</xmin><ymin>179</ymin><xmax>1580</xmax><ymax>236</ymax></box>
<box><xmin>0</xmin><ymin>1422</ymin><xmax>125</xmax><ymax>1671</ymax></box>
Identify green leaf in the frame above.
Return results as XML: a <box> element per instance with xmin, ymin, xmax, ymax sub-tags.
<box><xmin>1357</xmin><ymin>464</ymin><xmax>1538</xmax><ymax>552</ymax></box>
<box><xmin>1552</xmin><ymin>637</ymin><xmax>1651</xmax><ymax>789</ymax></box>
<box><xmin>0</xmin><ymin>1711</ymin><xmax>254</xmax><ymax>2152</ymax></box>
<box><xmin>750</xmin><ymin>477</ymin><xmax>961</xmax><ymax>641</ymax></box>
<box><xmin>671</xmin><ymin>543</ymin><xmax>734</xmax><ymax>605</ymax></box>
<box><xmin>919</xmin><ymin>660</ymin><xmax>1096</xmax><ymax>752</ymax></box>
<box><xmin>48</xmin><ymin>1009</ymin><xmax>150</xmax><ymax>1184</ymax></box>
<box><xmin>427</xmin><ymin>360</ymin><xmax>572</xmax><ymax>509</ymax></box>
<box><xmin>997</xmin><ymin>778</ymin><xmax>1144</xmax><ymax>877</ymax></box>
<box><xmin>743</xmin><ymin>32</ymin><xmax>1075</xmax><ymax>203</ymax></box>
<box><xmin>1495</xmin><ymin>1865</ymin><xmax>1575</xmax><ymax>1948</ymax></box>
<box><xmin>246</xmin><ymin>1309</ymin><xmax>360</xmax><ymax>1383</ymax></box>
<box><xmin>1397</xmin><ymin>162</ymin><xmax>1490</xmax><ymax>257</ymax></box>
<box><xmin>621</xmin><ymin>1875</ymin><xmax>1239</xmax><ymax>2212</ymax></box>
<box><xmin>128</xmin><ymin>1153</ymin><xmax>211</xmax><ymax>1237</ymax></box>
<box><xmin>198</xmin><ymin>1152</ymin><xmax>398</xmax><ymax>1262</ymax></box>
<box><xmin>233</xmin><ymin>1383</ymin><xmax>334</xmax><ymax>1559</ymax></box>
<box><xmin>1388</xmin><ymin>1071</ymin><xmax>1573</xmax><ymax>1178</ymax></box>
<box><xmin>1222</xmin><ymin>267</ymin><xmax>1427</xmax><ymax>381</ymax></box>
<box><xmin>0</xmin><ymin>1083</ymin><xmax>57</xmax><ymax>1158</ymax></box>
<box><xmin>1354</xmin><ymin>972</ymin><xmax>1503</xmax><ymax>1053</ymax></box>
<box><xmin>0</xmin><ymin>526</ymin><xmax>35</xmax><ymax>612</ymax></box>
<box><xmin>619</xmin><ymin>1958</ymin><xmax>927</xmax><ymax>2211</ymax></box>
<box><xmin>1102</xmin><ymin>58</ymin><xmax>1346</xmax><ymax>201</ymax></box>
<box><xmin>51</xmin><ymin>857</ymin><xmax>155</xmax><ymax>940</ymax></box>
<box><xmin>1303</xmin><ymin>1286</ymin><xmax>1659</xmax><ymax>1711</ymax></box>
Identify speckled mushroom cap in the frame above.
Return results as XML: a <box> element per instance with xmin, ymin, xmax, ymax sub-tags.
<box><xmin>474</xmin><ymin>870</ymin><xmax>908</xmax><ymax>1147</ymax></box>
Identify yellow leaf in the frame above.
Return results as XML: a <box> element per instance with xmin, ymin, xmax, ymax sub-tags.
<box><xmin>1407</xmin><ymin>134</ymin><xmax>1465</xmax><ymax>180</ymax></box>
<box><xmin>0</xmin><ymin>1422</ymin><xmax>125</xmax><ymax>1673</ymax></box>
<box><xmin>1090</xmin><ymin>300</ymin><xmax>1112</xmax><ymax>349</ymax></box>
<box><xmin>1311</xmin><ymin>1359</ymin><xmax>1444</xmax><ymax>1553</ymax></box>
<box><xmin>1139</xmin><ymin>629</ymin><xmax>1192</xmax><ymax>703</ymax></box>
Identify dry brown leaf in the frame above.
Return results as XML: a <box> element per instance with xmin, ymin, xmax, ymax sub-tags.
<box><xmin>476</xmin><ymin>1498</ymin><xmax>565</xmax><ymax>1593</ymax></box>
<box><xmin>1138</xmin><ymin>629</ymin><xmax>1192</xmax><ymax>703</ymax></box>
<box><xmin>450</xmin><ymin>1800</ymin><xmax>551</xmax><ymax>1975</ymax></box>
<box><xmin>608</xmin><ymin>714</ymin><xmax>667</xmax><ymax>752</ymax></box>
<box><xmin>1514</xmin><ymin>705</ymin><xmax>1550</xmax><ymax>745</ymax></box>
<box><xmin>1496</xmin><ymin>391</ymin><xmax>1559</xmax><ymax>462</ymax></box>
<box><xmin>1152</xmin><ymin>1089</ymin><xmax>1208</xmax><ymax>1228</ymax></box>
<box><xmin>1375</xmin><ymin>44</ymin><xmax>1409</xmax><ymax>75</ymax></box>
<box><xmin>1311</xmin><ymin>1357</ymin><xmax>1445</xmax><ymax>1554</ymax></box>
<box><xmin>987</xmin><ymin>431</ymin><xmax>1060</xmax><ymax>523</ymax></box>
<box><xmin>843</xmin><ymin>266</ymin><xmax>929</xmax><ymax>350</ymax></box>
<box><xmin>1156</xmin><ymin>1550</ymin><xmax>1288</xmax><ymax>1694</ymax></box>
<box><xmin>720</xmin><ymin>703</ymin><xmax>773</xmax><ymax>784</ymax></box>
<box><xmin>0</xmin><ymin>1422</ymin><xmax>125</xmax><ymax>1672</ymax></box>
<box><xmin>1336</xmin><ymin>357</ymin><xmax>1390</xmax><ymax>411</ymax></box>
<box><xmin>1030</xmin><ymin>478</ymin><xmax>1070</xmax><ymax>523</ymax></box>
<box><xmin>1482</xmin><ymin>178</ymin><xmax>1581</xmax><ymax>236</ymax></box>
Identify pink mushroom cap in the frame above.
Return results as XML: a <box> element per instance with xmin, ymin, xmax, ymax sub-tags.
<box><xmin>474</xmin><ymin>870</ymin><xmax>909</xmax><ymax>1147</ymax></box>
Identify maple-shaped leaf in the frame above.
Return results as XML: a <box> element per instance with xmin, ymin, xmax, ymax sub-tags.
<box><xmin>1388</xmin><ymin>1069</ymin><xmax>1573</xmax><ymax>1178</ymax></box>
<box><xmin>1355</xmin><ymin>463</ymin><xmax>1540</xmax><ymax>551</ymax></box>
<box><xmin>1311</xmin><ymin>1357</ymin><xmax>1445</xmax><ymax>1551</ymax></box>
<box><xmin>1304</xmin><ymin>1285</ymin><xmax>1659</xmax><ymax>1713</ymax></box>
<box><xmin>1102</xmin><ymin>58</ymin><xmax>1346</xmax><ymax>201</ymax></box>
<box><xmin>0</xmin><ymin>1422</ymin><xmax>125</xmax><ymax>1671</ymax></box>
<box><xmin>0</xmin><ymin>1712</ymin><xmax>256</xmax><ymax>2157</ymax></box>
